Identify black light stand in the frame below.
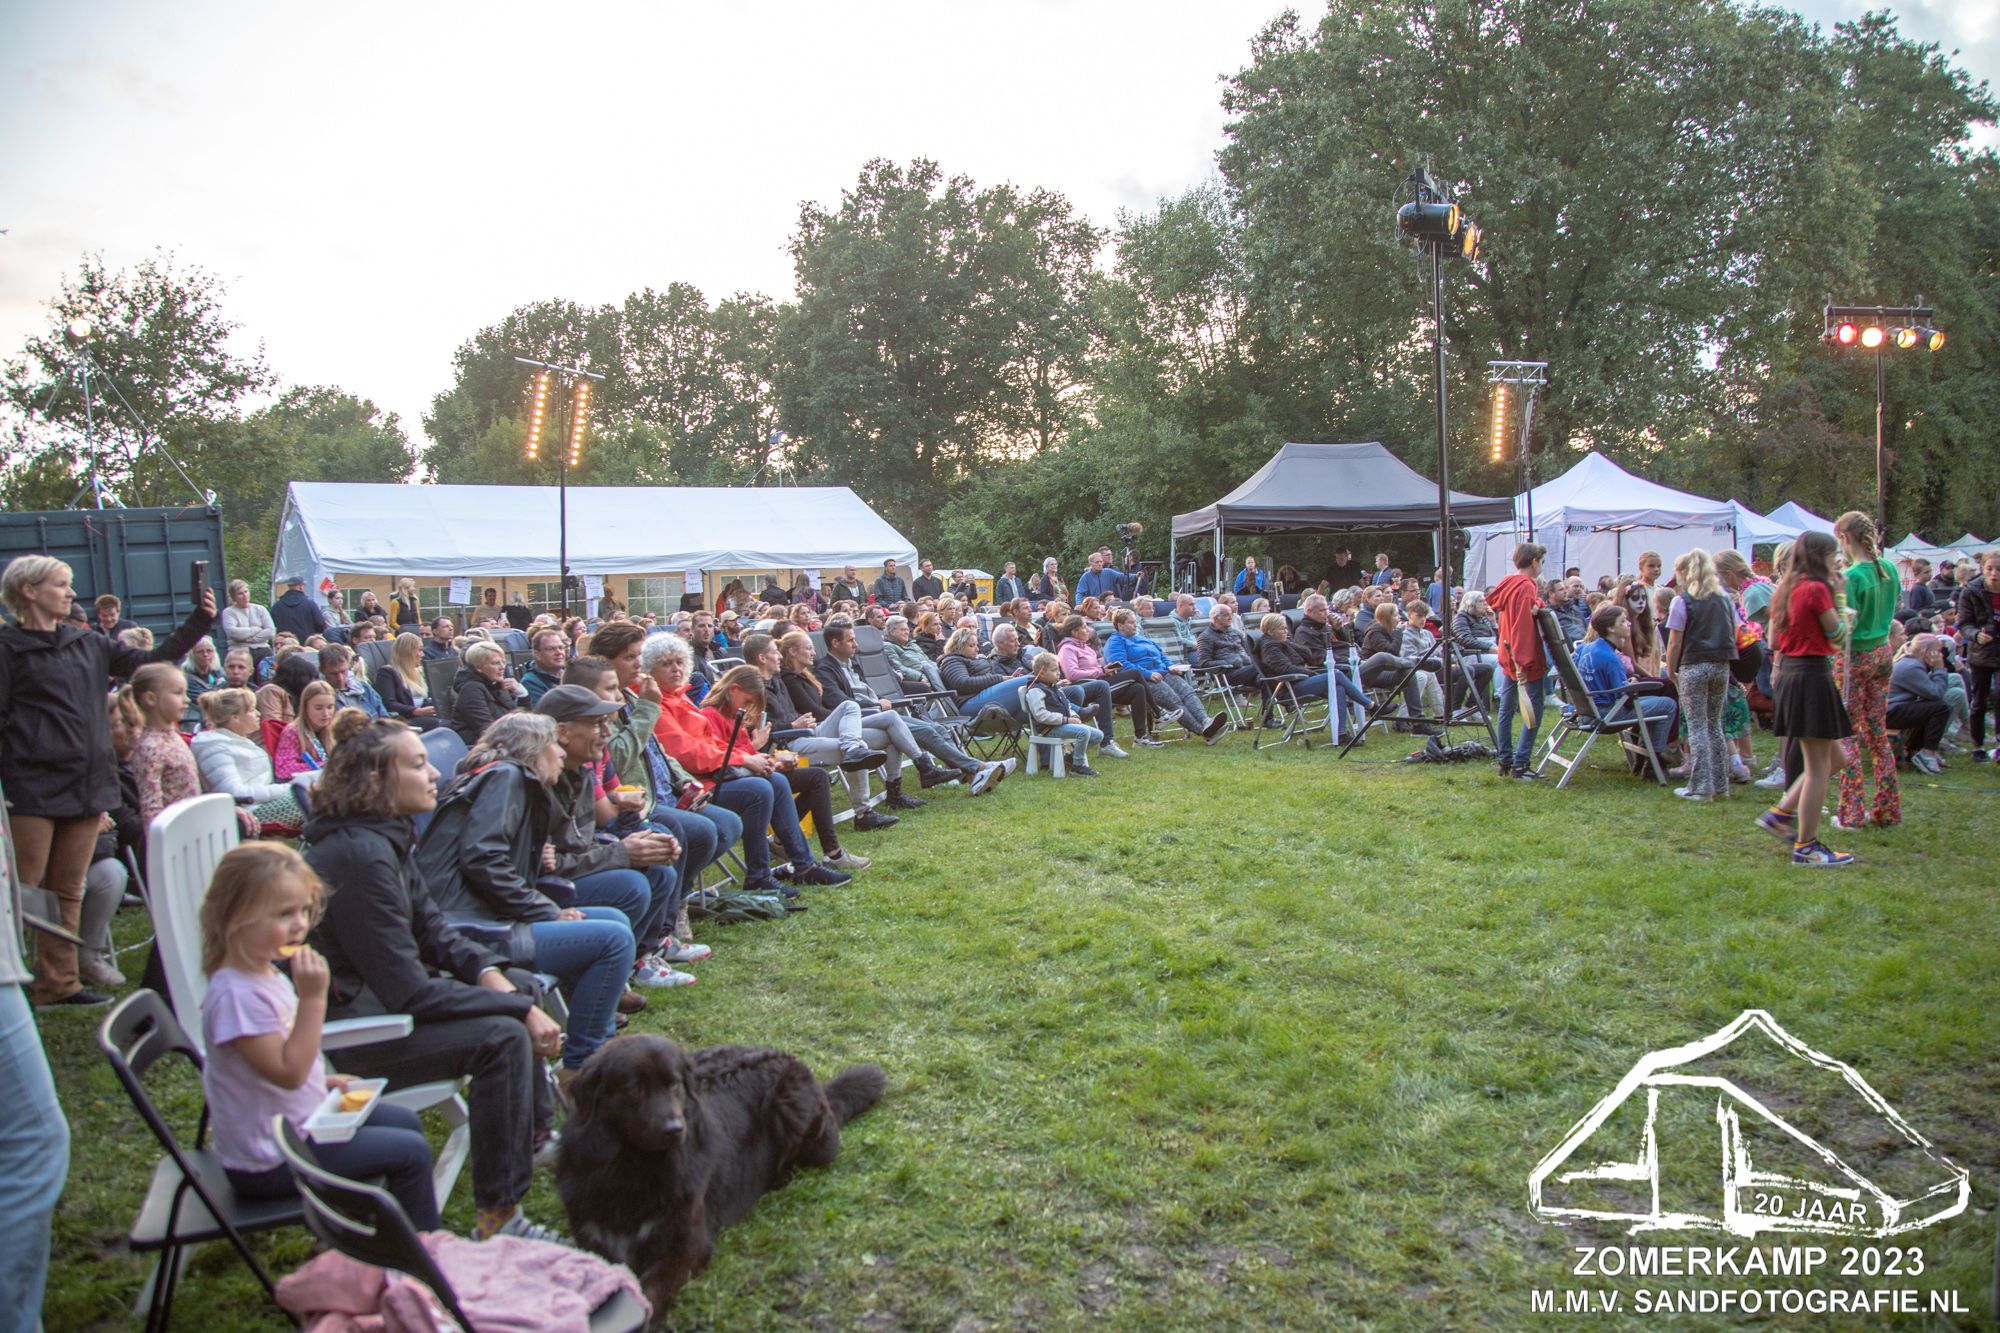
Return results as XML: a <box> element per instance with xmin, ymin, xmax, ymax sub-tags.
<box><xmin>515</xmin><ymin>355</ymin><xmax>603</xmax><ymax>619</ymax></box>
<box><xmin>1821</xmin><ymin>298</ymin><xmax>1945</xmax><ymax>534</ymax></box>
<box><xmin>1336</xmin><ymin>166</ymin><xmax>1493</xmax><ymax>758</ymax></box>
<box><xmin>39</xmin><ymin>318</ymin><xmax>208</xmax><ymax>509</ymax></box>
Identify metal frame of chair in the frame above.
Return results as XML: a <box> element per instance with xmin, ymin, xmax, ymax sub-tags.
<box><xmin>146</xmin><ymin>794</ymin><xmax>474</xmax><ymax>1208</ymax></box>
<box><xmin>1252</xmin><ymin>673</ymin><xmax>1330</xmax><ymax>750</ymax></box>
<box><xmin>274</xmin><ymin>1118</ymin><xmax>648</xmax><ymax>1331</ymax></box>
<box><xmin>98</xmin><ymin>990</ymin><xmax>298</xmax><ymax>1332</ymax></box>
<box><xmin>1531</xmin><ymin>608</ymin><xmax>1670</xmax><ymax>787</ymax></box>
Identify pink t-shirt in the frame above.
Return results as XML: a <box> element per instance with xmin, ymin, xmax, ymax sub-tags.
<box><xmin>201</xmin><ymin>966</ymin><xmax>328</xmax><ymax>1172</ymax></box>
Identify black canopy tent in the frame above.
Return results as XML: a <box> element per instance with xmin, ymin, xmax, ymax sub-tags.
<box><xmin>1169</xmin><ymin>441</ymin><xmax>1513</xmax><ymax>591</ymax></box>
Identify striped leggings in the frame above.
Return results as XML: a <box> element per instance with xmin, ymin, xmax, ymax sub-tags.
<box><xmin>1677</xmin><ymin>661</ymin><xmax>1731</xmax><ymax>796</ymax></box>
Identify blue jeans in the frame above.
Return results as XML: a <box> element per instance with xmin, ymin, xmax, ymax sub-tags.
<box><xmin>957</xmin><ymin>676</ymin><xmax>1029</xmax><ymax>718</ymax></box>
<box><xmin>1061</xmin><ymin>679</ymin><xmax>1115</xmax><ymax>738</ymax></box>
<box><xmin>576</xmin><ymin>863</ymin><xmax>678</xmax><ymax>955</ymax></box>
<box><xmin>0</xmin><ymin>985</ymin><xmax>66</xmax><ymax>1329</ymax></box>
<box><xmin>1496</xmin><ymin>671</ymin><xmax>1553</xmax><ymax>767</ymax></box>
<box><xmin>1626</xmin><ymin>694</ymin><xmax>1678</xmax><ymax>754</ymax></box>
<box><xmin>711</xmin><ymin>773</ymin><xmax>814</xmax><ymax>883</ymax></box>
<box><xmin>1045</xmin><ymin>722</ymin><xmax>1102</xmax><ymax>761</ymax></box>
<box><xmin>527</xmin><ymin>908</ymin><xmax>635</xmax><ymax>1069</ymax></box>
<box><xmin>227</xmin><ymin>1102</ymin><xmax>439</xmax><ymax>1230</ymax></box>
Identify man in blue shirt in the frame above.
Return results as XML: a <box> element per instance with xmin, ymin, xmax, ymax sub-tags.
<box><xmin>518</xmin><ymin>628</ymin><xmax>567</xmax><ymax>704</ymax></box>
<box><xmin>1074</xmin><ymin>552</ymin><xmax>1119</xmax><ymax>601</ymax></box>
<box><xmin>421</xmin><ymin>617</ymin><xmax>459</xmax><ymax>661</ymax></box>
<box><xmin>319</xmin><ymin>643</ymin><xmax>387</xmax><ymax>719</ymax></box>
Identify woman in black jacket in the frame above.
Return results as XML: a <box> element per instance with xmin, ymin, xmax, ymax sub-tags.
<box><xmin>374</xmin><ymin>632</ymin><xmax>442</xmax><ymax>731</ymax></box>
<box><xmin>301</xmin><ymin>718</ymin><xmax>565</xmax><ymax>1242</ymax></box>
<box><xmin>413</xmin><ymin>713</ymin><xmax>633</xmax><ymax>1079</ymax></box>
<box><xmin>1957</xmin><ymin>552</ymin><xmax>2000</xmax><ymax>760</ymax></box>
<box><xmin>0</xmin><ymin>555</ymin><xmax>214</xmax><ymax>1005</ymax></box>
<box><xmin>450</xmin><ymin>640</ymin><xmax>522</xmax><ymax>743</ymax></box>
<box><xmin>938</xmin><ymin>627</ymin><xmax>1028</xmax><ymax>717</ymax></box>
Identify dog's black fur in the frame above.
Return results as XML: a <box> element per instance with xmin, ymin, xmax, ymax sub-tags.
<box><xmin>556</xmin><ymin>1033</ymin><xmax>886</xmax><ymax>1311</ymax></box>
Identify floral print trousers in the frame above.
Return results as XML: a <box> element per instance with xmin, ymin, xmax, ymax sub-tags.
<box><xmin>1836</xmin><ymin>644</ymin><xmax>1899</xmax><ymax>827</ymax></box>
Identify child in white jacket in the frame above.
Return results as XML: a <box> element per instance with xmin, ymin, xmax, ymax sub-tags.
<box><xmin>191</xmin><ymin>689</ymin><xmax>306</xmax><ymax>830</ymax></box>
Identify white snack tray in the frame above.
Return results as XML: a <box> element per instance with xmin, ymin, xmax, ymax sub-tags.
<box><xmin>302</xmin><ymin>1078</ymin><xmax>388</xmax><ymax>1144</ymax></box>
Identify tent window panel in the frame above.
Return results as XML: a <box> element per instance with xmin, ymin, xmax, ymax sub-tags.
<box><xmin>417</xmin><ymin>586</ymin><xmax>453</xmax><ymax>619</ymax></box>
<box><xmin>626</xmin><ymin>578</ymin><xmax>675</xmax><ymax>618</ymax></box>
<box><xmin>524</xmin><ymin>580</ymin><xmax>572</xmax><ymax>616</ymax></box>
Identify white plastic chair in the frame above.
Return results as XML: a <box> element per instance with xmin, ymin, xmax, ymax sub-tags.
<box><xmin>145</xmin><ymin>794</ymin><xmax>472</xmax><ymax>1208</ymax></box>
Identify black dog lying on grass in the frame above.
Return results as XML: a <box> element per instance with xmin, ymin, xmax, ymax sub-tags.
<box><xmin>556</xmin><ymin>1034</ymin><xmax>887</xmax><ymax>1311</ymax></box>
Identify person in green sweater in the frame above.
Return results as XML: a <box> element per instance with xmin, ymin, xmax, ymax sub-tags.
<box><xmin>1832</xmin><ymin>511</ymin><xmax>1900</xmax><ymax>829</ymax></box>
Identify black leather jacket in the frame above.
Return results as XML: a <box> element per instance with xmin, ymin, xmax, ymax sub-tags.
<box><xmin>416</xmin><ymin>759</ymin><xmax>557</xmax><ymax>966</ymax></box>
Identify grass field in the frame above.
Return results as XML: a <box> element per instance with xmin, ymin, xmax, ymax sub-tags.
<box><xmin>35</xmin><ymin>724</ymin><xmax>2000</xmax><ymax>1331</ymax></box>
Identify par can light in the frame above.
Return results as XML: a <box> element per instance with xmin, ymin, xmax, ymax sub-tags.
<box><xmin>1859</xmin><ymin>325</ymin><xmax>1885</xmax><ymax>349</ymax></box>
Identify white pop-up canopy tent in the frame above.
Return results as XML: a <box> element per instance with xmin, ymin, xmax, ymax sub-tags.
<box><xmin>1463</xmin><ymin>452</ymin><xmax>1748</xmax><ymax>588</ymax></box>
<box><xmin>273</xmin><ymin>482</ymin><xmax>919</xmax><ymax>609</ymax></box>
<box><xmin>1763</xmin><ymin>500</ymin><xmax>1836</xmax><ymax>538</ymax></box>
<box><xmin>1890</xmin><ymin>531</ymin><xmax>1993</xmax><ymax>563</ymax></box>
<box><xmin>1729</xmin><ymin>502</ymin><xmax>1793</xmax><ymax>547</ymax></box>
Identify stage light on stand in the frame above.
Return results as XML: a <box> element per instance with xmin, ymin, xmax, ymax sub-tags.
<box><xmin>1820</xmin><ymin>295</ymin><xmax>1946</xmax><ymax>531</ymax></box>
<box><xmin>65</xmin><ymin>317</ymin><xmax>94</xmax><ymax>345</ymax></box>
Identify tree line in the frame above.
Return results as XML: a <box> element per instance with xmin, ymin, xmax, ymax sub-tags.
<box><xmin>6</xmin><ymin>2</ymin><xmax>1995</xmax><ymax>589</ymax></box>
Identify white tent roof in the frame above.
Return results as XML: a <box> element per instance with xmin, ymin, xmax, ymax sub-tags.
<box><xmin>1729</xmin><ymin>501</ymin><xmax>1793</xmax><ymax>545</ymax></box>
<box><xmin>1947</xmin><ymin>532</ymin><xmax>1990</xmax><ymax>550</ymax></box>
<box><xmin>1763</xmin><ymin>501</ymin><xmax>1836</xmax><ymax>537</ymax></box>
<box><xmin>1469</xmin><ymin>451</ymin><xmax>1738</xmax><ymax>536</ymax></box>
<box><xmin>1889</xmin><ymin>532</ymin><xmax>1931</xmax><ymax>553</ymax></box>
<box><xmin>274</xmin><ymin>482</ymin><xmax>919</xmax><ymax>580</ymax></box>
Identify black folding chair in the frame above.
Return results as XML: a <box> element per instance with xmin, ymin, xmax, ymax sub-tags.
<box><xmin>275</xmin><ymin>1120</ymin><xmax>647</xmax><ymax>1333</ymax></box>
<box><xmin>422</xmin><ymin>657</ymin><xmax>459</xmax><ymax>722</ymax></box>
<box><xmin>1531</xmin><ymin>608</ymin><xmax>1669</xmax><ymax>787</ymax></box>
<box><xmin>98</xmin><ymin>989</ymin><xmax>301</xmax><ymax>1332</ymax></box>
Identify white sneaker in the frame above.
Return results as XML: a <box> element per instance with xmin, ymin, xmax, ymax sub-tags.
<box><xmin>1729</xmin><ymin>759</ymin><xmax>1754</xmax><ymax>783</ymax></box>
<box><xmin>1674</xmin><ymin>786</ymin><xmax>1714</xmax><ymax>801</ymax></box>
<box><xmin>825</xmin><ymin>848</ymin><xmax>871</xmax><ymax>872</ymax></box>
<box><xmin>634</xmin><ymin>956</ymin><xmax>698</xmax><ymax>986</ymax></box>
<box><xmin>657</xmin><ymin>936</ymin><xmax>711</xmax><ymax>964</ymax></box>
<box><xmin>999</xmin><ymin>757</ymin><xmax>1018</xmax><ymax>778</ymax></box>
<box><xmin>79</xmin><ymin>955</ymin><xmax>127</xmax><ymax>989</ymax></box>
<box><xmin>1753</xmin><ymin>769</ymin><xmax>1788</xmax><ymax>790</ymax></box>
<box><xmin>1100</xmin><ymin>741</ymin><xmax>1130</xmax><ymax>760</ymax></box>
<box><xmin>968</xmin><ymin>764</ymin><xmax>996</xmax><ymax>796</ymax></box>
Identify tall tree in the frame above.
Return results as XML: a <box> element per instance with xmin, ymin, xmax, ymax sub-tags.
<box><xmin>1216</xmin><ymin>0</ymin><xmax>1847</xmax><ymax>486</ymax></box>
<box><xmin>2</xmin><ymin>250</ymin><xmax>272</xmax><ymax>506</ymax></box>
<box><xmin>776</xmin><ymin>158</ymin><xmax>1105</xmax><ymax>547</ymax></box>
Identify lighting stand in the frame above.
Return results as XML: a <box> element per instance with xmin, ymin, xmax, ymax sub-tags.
<box><xmin>515</xmin><ymin>355</ymin><xmax>604</xmax><ymax>618</ymax></box>
<box><xmin>1336</xmin><ymin>169</ymin><xmax>1494</xmax><ymax>758</ymax></box>
<box><xmin>40</xmin><ymin>336</ymin><xmax>209</xmax><ymax>510</ymax></box>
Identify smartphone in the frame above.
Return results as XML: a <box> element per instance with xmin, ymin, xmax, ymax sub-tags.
<box><xmin>189</xmin><ymin>559</ymin><xmax>209</xmax><ymax>609</ymax></box>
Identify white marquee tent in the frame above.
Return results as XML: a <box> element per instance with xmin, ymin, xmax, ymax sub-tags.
<box><xmin>1762</xmin><ymin>500</ymin><xmax>1836</xmax><ymax>538</ymax></box>
<box><xmin>1889</xmin><ymin>531</ymin><xmax>1993</xmax><ymax>563</ymax></box>
<box><xmin>272</xmin><ymin>482</ymin><xmax>919</xmax><ymax>608</ymax></box>
<box><xmin>1463</xmin><ymin>452</ymin><xmax>1750</xmax><ymax>588</ymax></box>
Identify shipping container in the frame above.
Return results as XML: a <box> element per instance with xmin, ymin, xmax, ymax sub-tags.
<box><xmin>0</xmin><ymin>504</ymin><xmax>228</xmax><ymax>641</ymax></box>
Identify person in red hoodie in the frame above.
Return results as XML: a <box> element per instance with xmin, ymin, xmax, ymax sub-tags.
<box><xmin>1489</xmin><ymin>542</ymin><xmax>1551</xmax><ymax>778</ymax></box>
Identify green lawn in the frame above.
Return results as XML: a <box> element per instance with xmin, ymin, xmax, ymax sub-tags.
<box><xmin>36</xmin><ymin>728</ymin><xmax>2000</xmax><ymax>1330</ymax></box>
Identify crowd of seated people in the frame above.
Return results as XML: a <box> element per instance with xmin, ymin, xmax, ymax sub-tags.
<box><xmin>9</xmin><ymin>544</ymin><xmax>1994</xmax><ymax>1258</ymax></box>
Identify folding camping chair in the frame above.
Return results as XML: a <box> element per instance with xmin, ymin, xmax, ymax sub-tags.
<box><xmin>146</xmin><ymin>794</ymin><xmax>475</xmax><ymax>1208</ymax></box>
<box><xmin>276</xmin><ymin>1119</ymin><xmax>648</xmax><ymax>1333</ymax></box>
<box><xmin>1530</xmin><ymin>608</ymin><xmax>1670</xmax><ymax>787</ymax></box>
<box><xmin>99</xmin><ymin>990</ymin><xmax>301</xmax><ymax>1332</ymax></box>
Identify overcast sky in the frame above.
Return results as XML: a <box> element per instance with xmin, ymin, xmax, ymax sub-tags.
<box><xmin>3</xmin><ymin>0</ymin><xmax>1994</xmax><ymax>456</ymax></box>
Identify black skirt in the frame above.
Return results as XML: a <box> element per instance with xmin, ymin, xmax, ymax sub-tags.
<box><xmin>1772</xmin><ymin>655</ymin><xmax>1851</xmax><ymax>740</ymax></box>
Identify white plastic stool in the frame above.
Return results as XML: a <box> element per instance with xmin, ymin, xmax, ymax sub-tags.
<box><xmin>1024</xmin><ymin>733</ymin><xmax>1068</xmax><ymax>778</ymax></box>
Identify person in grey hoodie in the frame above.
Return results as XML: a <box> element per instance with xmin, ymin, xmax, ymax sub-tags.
<box><xmin>1886</xmin><ymin>633</ymin><xmax>1951</xmax><ymax>774</ymax></box>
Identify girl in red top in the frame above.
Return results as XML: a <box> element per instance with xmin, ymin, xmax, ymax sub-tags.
<box><xmin>1756</xmin><ymin>531</ymin><xmax>1854</xmax><ymax>866</ymax></box>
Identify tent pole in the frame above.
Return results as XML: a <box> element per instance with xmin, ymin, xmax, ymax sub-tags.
<box><xmin>1214</xmin><ymin>523</ymin><xmax>1225</xmax><ymax>597</ymax></box>
<box><xmin>1168</xmin><ymin>532</ymin><xmax>1178</xmax><ymax>595</ymax></box>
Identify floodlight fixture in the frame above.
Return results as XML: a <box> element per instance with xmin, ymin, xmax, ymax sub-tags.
<box><xmin>65</xmin><ymin>317</ymin><xmax>94</xmax><ymax>344</ymax></box>
<box><xmin>1488</xmin><ymin>382</ymin><xmax>1511</xmax><ymax>463</ymax></box>
<box><xmin>1819</xmin><ymin>296</ymin><xmax>1946</xmax><ymax>531</ymax></box>
<box><xmin>567</xmin><ymin>379</ymin><xmax>590</xmax><ymax>468</ymax></box>
<box><xmin>525</xmin><ymin>370</ymin><xmax>551</xmax><ymax>460</ymax></box>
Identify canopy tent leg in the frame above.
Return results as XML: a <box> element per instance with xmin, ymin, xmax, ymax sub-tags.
<box><xmin>1169</xmin><ymin>532</ymin><xmax>1178</xmax><ymax>595</ymax></box>
<box><xmin>1214</xmin><ymin>523</ymin><xmax>1225</xmax><ymax>597</ymax></box>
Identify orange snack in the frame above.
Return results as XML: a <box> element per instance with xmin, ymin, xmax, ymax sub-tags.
<box><xmin>339</xmin><ymin>1088</ymin><xmax>374</xmax><ymax>1114</ymax></box>
<box><xmin>278</xmin><ymin>944</ymin><xmax>303</xmax><ymax>959</ymax></box>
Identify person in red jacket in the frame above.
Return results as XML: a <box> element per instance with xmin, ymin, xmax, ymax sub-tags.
<box><xmin>1489</xmin><ymin>542</ymin><xmax>1551</xmax><ymax>778</ymax></box>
